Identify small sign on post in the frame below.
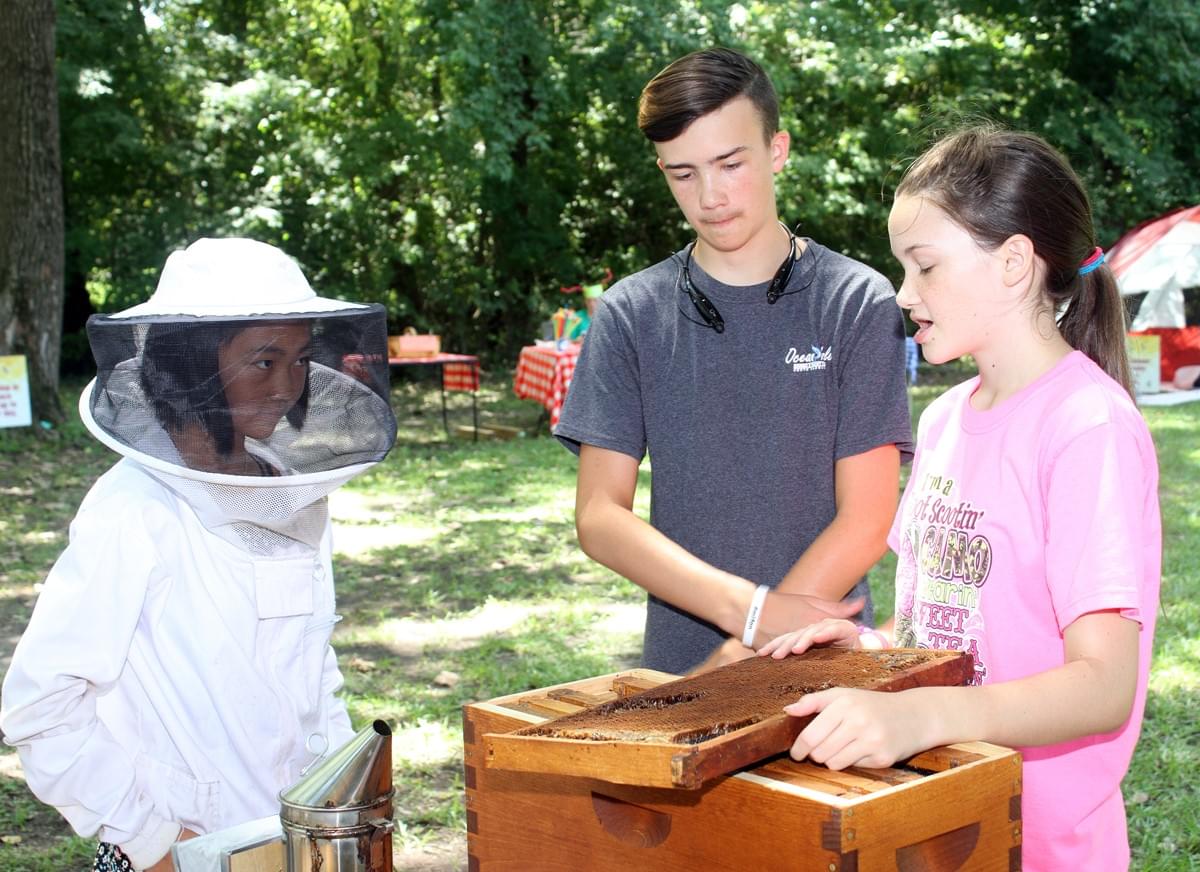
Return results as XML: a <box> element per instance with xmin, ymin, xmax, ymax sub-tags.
<box><xmin>0</xmin><ymin>355</ymin><xmax>33</xmax><ymax>428</ymax></box>
<box><xmin>1126</xmin><ymin>334</ymin><xmax>1161</xmax><ymax>397</ymax></box>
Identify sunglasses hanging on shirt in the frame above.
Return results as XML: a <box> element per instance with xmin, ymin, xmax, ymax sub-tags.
<box><xmin>677</xmin><ymin>222</ymin><xmax>803</xmax><ymax>333</ymax></box>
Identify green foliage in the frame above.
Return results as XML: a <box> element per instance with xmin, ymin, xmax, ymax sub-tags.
<box><xmin>56</xmin><ymin>0</ymin><xmax>1200</xmax><ymax>363</ymax></box>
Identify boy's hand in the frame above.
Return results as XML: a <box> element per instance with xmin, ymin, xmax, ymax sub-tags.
<box><xmin>689</xmin><ymin>637</ymin><xmax>756</xmax><ymax>675</ymax></box>
<box><xmin>754</xmin><ymin>592</ymin><xmax>863</xmax><ymax>645</ymax></box>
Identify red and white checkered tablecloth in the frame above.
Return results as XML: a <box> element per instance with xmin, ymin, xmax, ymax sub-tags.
<box><xmin>389</xmin><ymin>353</ymin><xmax>480</xmax><ymax>391</ymax></box>
<box><xmin>512</xmin><ymin>343</ymin><xmax>581</xmax><ymax>426</ymax></box>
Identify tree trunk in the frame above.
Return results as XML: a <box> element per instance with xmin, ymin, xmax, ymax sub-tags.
<box><xmin>0</xmin><ymin>0</ymin><xmax>66</xmax><ymax>424</ymax></box>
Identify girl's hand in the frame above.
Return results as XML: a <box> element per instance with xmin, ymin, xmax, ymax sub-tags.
<box><xmin>756</xmin><ymin>618</ymin><xmax>860</xmax><ymax>658</ymax></box>
<box><xmin>784</xmin><ymin>688</ymin><xmax>927</xmax><ymax>770</ymax></box>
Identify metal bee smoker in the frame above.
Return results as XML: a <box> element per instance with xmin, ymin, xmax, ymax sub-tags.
<box><xmin>279</xmin><ymin>719</ymin><xmax>395</xmax><ymax>872</ymax></box>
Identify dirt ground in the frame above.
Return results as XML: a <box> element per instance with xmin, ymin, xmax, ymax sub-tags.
<box><xmin>396</xmin><ymin>835</ymin><xmax>468</xmax><ymax>871</ymax></box>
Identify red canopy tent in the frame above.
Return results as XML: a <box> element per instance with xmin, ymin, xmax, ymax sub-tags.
<box><xmin>1109</xmin><ymin>205</ymin><xmax>1200</xmax><ymax>381</ymax></box>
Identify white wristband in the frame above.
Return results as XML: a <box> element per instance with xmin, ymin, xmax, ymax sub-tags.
<box><xmin>741</xmin><ymin>584</ymin><xmax>771</xmax><ymax>648</ymax></box>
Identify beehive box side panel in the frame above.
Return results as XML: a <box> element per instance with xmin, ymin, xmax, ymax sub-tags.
<box><xmin>484</xmin><ymin>732</ymin><xmax>692</xmax><ymax>789</ymax></box>
<box><xmin>835</xmin><ymin>749</ymin><xmax>1022</xmax><ymax>871</ymax></box>
<box><xmin>466</xmin><ymin>762</ymin><xmax>843</xmax><ymax>872</ymax></box>
<box><xmin>465</xmin><ymin>705</ymin><xmax>523</xmax><ymax>772</ymax></box>
<box><xmin>464</xmin><ymin>703</ymin><xmax>516</xmax><ymax>828</ymax></box>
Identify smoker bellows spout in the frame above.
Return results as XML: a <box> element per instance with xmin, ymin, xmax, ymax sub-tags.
<box><xmin>282</xmin><ymin>719</ymin><xmax>393</xmax><ymax>809</ymax></box>
<box><xmin>279</xmin><ymin>719</ymin><xmax>394</xmax><ymax>872</ymax></box>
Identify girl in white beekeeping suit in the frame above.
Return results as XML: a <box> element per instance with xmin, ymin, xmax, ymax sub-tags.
<box><xmin>0</xmin><ymin>238</ymin><xmax>397</xmax><ymax>872</ymax></box>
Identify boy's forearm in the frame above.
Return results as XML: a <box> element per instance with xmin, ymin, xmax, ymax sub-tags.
<box><xmin>576</xmin><ymin>499</ymin><xmax>754</xmax><ymax>636</ymax></box>
<box><xmin>775</xmin><ymin>444</ymin><xmax>898</xmax><ymax>600</ymax></box>
<box><xmin>774</xmin><ymin>510</ymin><xmax>890</xmax><ymax>600</ymax></box>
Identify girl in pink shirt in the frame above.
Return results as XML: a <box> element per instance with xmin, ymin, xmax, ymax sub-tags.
<box><xmin>760</xmin><ymin>126</ymin><xmax>1161</xmax><ymax>871</ymax></box>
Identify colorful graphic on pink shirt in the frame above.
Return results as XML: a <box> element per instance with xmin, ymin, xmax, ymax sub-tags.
<box><xmin>894</xmin><ymin>473</ymin><xmax>990</xmax><ymax>685</ymax></box>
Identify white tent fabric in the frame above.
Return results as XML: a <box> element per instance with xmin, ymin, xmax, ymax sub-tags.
<box><xmin>1109</xmin><ymin>205</ymin><xmax>1200</xmax><ymax>330</ymax></box>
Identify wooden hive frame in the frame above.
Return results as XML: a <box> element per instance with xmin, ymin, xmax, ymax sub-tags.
<box><xmin>484</xmin><ymin>650</ymin><xmax>975</xmax><ymax>789</ymax></box>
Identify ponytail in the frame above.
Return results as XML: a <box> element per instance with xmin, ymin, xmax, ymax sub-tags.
<box><xmin>1057</xmin><ymin>264</ymin><xmax>1134</xmax><ymax>397</ymax></box>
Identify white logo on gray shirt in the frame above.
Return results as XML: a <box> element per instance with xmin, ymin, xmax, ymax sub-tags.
<box><xmin>786</xmin><ymin>345</ymin><xmax>833</xmax><ymax>372</ymax></box>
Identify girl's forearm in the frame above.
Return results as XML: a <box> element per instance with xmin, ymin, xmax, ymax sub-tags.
<box><xmin>919</xmin><ymin>656</ymin><xmax>1138</xmax><ymax>751</ymax></box>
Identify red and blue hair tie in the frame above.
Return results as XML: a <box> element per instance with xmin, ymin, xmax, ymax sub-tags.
<box><xmin>1078</xmin><ymin>246</ymin><xmax>1106</xmax><ymax>276</ymax></box>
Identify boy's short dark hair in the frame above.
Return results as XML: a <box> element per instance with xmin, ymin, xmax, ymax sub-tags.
<box><xmin>638</xmin><ymin>47</ymin><xmax>779</xmax><ymax>143</ymax></box>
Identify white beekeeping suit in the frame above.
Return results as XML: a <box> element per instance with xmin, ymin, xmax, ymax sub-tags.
<box><xmin>0</xmin><ymin>238</ymin><xmax>397</xmax><ymax>871</ymax></box>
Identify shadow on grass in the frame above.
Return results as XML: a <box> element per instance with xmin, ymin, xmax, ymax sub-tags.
<box><xmin>334</xmin><ymin>607</ymin><xmax>641</xmax><ymax>858</ymax></box>
<box><xmin>333</xmin><ymin>518</ymin><xmax>618</xmax><ymax>619</ymax></box>
<box><xmin>339</xmin><ymin>604</ymin><xmax>641</xmax><ymax>727</ymax></box>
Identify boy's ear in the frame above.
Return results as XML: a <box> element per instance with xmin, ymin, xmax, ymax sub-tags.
<box><xmin>770</xmin><ymin>130</ymin><xmax>790</xmax><ymax>173</ymax></box>
<box><xmin>1000</xmin><ymin>233</ymin><xmax>1037</xmax><ymax>289</ymax></box>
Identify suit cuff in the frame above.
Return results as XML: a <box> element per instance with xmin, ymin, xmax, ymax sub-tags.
<box><xmin>120</xmin><ymin>814</ymin><xmax>181</xmax><ymax>870</ymax></box>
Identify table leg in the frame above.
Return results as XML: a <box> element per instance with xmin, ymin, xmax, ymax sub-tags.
<box><xmin>439</xmin><ymin>364</ymin><xmax>449</xmax><ymax>438</ymax></box>
<box><xmin>471</xmin><ymin>362</ymin><xmax>479</xmax><ymax>442</ymax></box>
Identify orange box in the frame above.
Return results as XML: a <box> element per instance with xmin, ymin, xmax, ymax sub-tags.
<box><xmin>388</xmin><ymin>333</ymin><xmax>440</xmax><ymax>358</ymax></box>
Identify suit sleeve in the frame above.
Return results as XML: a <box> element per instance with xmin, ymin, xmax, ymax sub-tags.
<box><xmin>0</xmin><ymin>498</ymin><xmax>181</xmax><ymax>867</ymax></box>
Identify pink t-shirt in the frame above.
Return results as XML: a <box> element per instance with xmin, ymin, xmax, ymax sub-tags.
<box><xmin>888</xmin><ymin>351</ymin><xmax>1160</xmax><ymax>872</ymax></box>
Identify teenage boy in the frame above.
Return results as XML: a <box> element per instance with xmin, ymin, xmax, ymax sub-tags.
<box><xmin>554</xmin><ymin>48</ymin><xmax>912</xmax><ymax>675</ymax></box>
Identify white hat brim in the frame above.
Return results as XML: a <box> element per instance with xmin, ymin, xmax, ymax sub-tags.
<box><xmin>108</xmin><ymin>294</ymin><xmax>367</xmax><ymax>319</ymax></box>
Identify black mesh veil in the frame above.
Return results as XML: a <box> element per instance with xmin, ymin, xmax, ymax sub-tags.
<box><xmin>84</xmin><ymin>306</ymin><xmax>396</xmax><ymax>481</ymax></box>
<box><xmin>81</xmin><ymin>305</ymin><xmax>397</xmax><ymax>555</ymax></box>
<box><xmin>76</xmin><ymin>237</ymin><xmax>399</xmax><ymax>553</ymax></box>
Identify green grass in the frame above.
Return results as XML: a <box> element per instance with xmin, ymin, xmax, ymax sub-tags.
<box><xmin>0</xmin><ymin>368</ymin><xmax>1197</xmax><ymax>869</ymax></box>
<box><xmin>1125</xmin><ymin>404</ymin><xmax>1200</xmax><ymax>869</ymax></box>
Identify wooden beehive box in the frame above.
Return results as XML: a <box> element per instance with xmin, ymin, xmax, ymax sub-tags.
<box><xmin>464</xmin><ymin>669</ymin><xmax>1022</xmax><ymax>871</ymax></box>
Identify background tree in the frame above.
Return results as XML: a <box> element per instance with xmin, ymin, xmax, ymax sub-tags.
<box><xmin>51</xmin><ymin>0</ymin><xmax>1200</xmax><ymax>371</ymax></box>
<box><xmin>1</xmin><ymin>0</ymin><xmax>66</xmax><ymax>423</ymax></box>
<box><xmin>56</xmin><ymin>0</ymin><xmax>192</xmax><ymax>372</ymax></box>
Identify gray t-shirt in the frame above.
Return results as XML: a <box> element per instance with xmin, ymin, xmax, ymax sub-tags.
<box><xmin>555</xmin><ymin>239</ymin><xmax>913</xmax><ymax>674</ymax></box>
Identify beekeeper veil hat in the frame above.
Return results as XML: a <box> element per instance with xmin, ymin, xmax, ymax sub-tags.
<box><xmin>81</xmin><ymin>238</ymin><xmax>398</xmax><ymax>554</ymax></box>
